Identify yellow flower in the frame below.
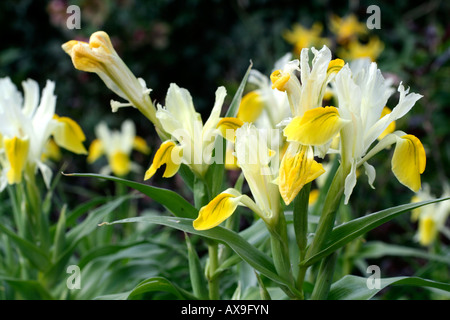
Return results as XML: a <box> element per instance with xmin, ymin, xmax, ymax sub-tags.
<box><xmin>329</xmin><ymin>14</ymin><xmax>368</xmax><ymax>44</ymax></box>
<box><xmin>337</xmin><ymin>36</ymin><xmax>384</xmax><ymax>62</ymax></box>
<box><xmin>0</xmin><ymin>77</ymin><xmax>87</xmax><ymax>189</ymax></box>
<box><xmin>283</xmin><ymin>22</ymin><xmax>330</xmax><ymax>54</ymax></box>
<box><xmin>62</xmin><ymin>31</ymin><xmax>160</xmax><ymax>129</ymax></box>
<box><xmin>88</xmin><ymin>120</ymin><xmax>150</xmax><ymax>177</ymax></box>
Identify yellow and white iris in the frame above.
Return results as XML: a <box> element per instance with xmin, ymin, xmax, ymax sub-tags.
<box><xmin>194</xmin><ymin>123</ymin><xmax>280</xmax><ymax>230</ymax></box>
<box><xmin>87</xmin><ymin>120</ymin><xmax>150</xmax><ymax>176</ymax></box>
<box><xmin>145</xmin><ymin>83</ymin><xmax>227</xmax><ymax>180</ymax></box>
<box><xmin>0</xmin><ymin>77</ymin><xmax>87</xmax><ymax>190</ymax></box>
<box><xmin>271</xmin><ymin>46</ymin><xmax>346</xmax><ymax>204</ymax></box>
<box><xmin>411</xmin><ymin>184</ymin><xmax>450</xmax><ymax>246</ymax></box>
<box><xmin>330</xmin><ymin>59</ymin><xmax>424</xmax><ymax>202</ymax></box>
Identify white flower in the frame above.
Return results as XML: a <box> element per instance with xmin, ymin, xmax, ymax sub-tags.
<box><xmin>145</xmin><ymin>83</ymin><xmax>226</xmax><ymax>179</ymax></box>
<box><xmin>87</xmin><ymin>120</ymin><xmax>150</xmax><ymax>176</ymax></box>
<box><xmin>0</xmin><ymin>77</ymin><xmax>87</xmax><ymax>189</ymax></box>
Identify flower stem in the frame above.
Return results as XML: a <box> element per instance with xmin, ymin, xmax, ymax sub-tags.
<box><xmin>207</xmin><ymin>242</ymin><xmax>220</xmax><ymax>300</ymax></box>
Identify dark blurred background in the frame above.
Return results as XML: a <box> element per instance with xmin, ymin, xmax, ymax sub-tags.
<box><xmin>1</xmin><ymin>1</ymin><xmax>449</xmax><ymax>282</ymax></box>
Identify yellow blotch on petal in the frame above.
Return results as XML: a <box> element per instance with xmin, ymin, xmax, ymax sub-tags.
<box><xmin>4</xmin><ymin>136</ymin><xmax>30</xmax><ymax>185</ymax></box>
<box><xmin>87</xmin><ymin>139</ymin><xmax>104</xmax><ymax>164</ymax></box>
<box><xmin>378</xmin><ymin>106</ymin><xmax>396</xmax><ymax>140</ymax></box>
<box><xmin>418</xmin><ymin>215</ymin><xmax>437</xmax><ymax>246</ymax></box>
<box><xmin>391</xmin><ymin>135</ymin><xmax>426</xmax><ymax>192</ymax></box>
<box><xmin>309</xmin><ymin>189</ymin><xmax>320</xmax><ymax>205</ymax></box>
<box><xmin>144</xmin><ymin>141</ymin><xmax>183</xmax><ymax>180</ymax></box>
<box><xmin>327</xmin><ymin>59</ymin><xmax>345</xmax><ymax>76</ymax></box>
<box><xmin>110</xmin><ymin>151</ymin><xmax>130</xmax><ymax>177</ymax></box>
<box><xmin>270</xmin><ymin>70</ymin><xmax>290</xmax><ymax>92</ymax></box>
<box><xmin>133</xmin><ymin>136</ymin><xmax>151</xmax><ymax>154</ymax></box>
<box><xmin>41</xmin><ymin>139</ymin><xmax>62</xmax><ymax>162</ymax></box>
<box><xmin>217</xmin><ymin>117</ymin><xmax>244</xmax><ymax>142</ymax></box>
<box><xmin>193</xmin><ymin>193</ymin><xmax>241</xmax><ymax>230</ymax></box>
<box><xmin>52</xmin><ymin>115</ymin><xmax>88</xmax><ymax>154</ymax></box>
<box><xmin>225</xmin><ymin>147</ymin><xmax>239</xmax><ymax>170</ymax></box>
<box><xmin>284</xmin><ymin>106</ymin><xmax>348</xmax><ymax>146</ymax></box>
<box><xmin>278</xmin><ymin>144</ymin><xmax>325</xmax><ymax>205</ymax></box>
<box><xmin>237</xmin><ymin>91</ymin><xmax>265</xmax><ymax>123</ymax></box>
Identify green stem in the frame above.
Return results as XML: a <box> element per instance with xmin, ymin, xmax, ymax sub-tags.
<box><xmin>207</xmin><ymin>242</ymin><xmax>220</xmax><ymax>300</ymax></box>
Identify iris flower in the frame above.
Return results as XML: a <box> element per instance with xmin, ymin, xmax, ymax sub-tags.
<box><xmin>271</xmin><ymin>46</ymin><xmax>346</xmax><ymax>204</ymax></box>
<box><xmin>145</xmin><ymin>83</ymin><xmax>227</xmax><ymax>180</ymax></box>
<box><xmin>327</xmin><ymin>59</ymin><xmax>424</xmax><ymax>202</ymax></box>
<box><xmin>194</xmin><ymin>123</ymin><xmax>280</xmax><ymax>230</ymax></box>
<box><xmin>87</xmin><ymin>120</ymin><xmax>150</xmax><ymax>176</ymax></box>
<box><xmin>0</xmin><ymin>77</ymin><xmax>87</xmax><ymax>190</ymax></box>
<box><xmin>411</xmin><ymin>184</ymin><xmax>450</xmax><ymax>246</ymax></box>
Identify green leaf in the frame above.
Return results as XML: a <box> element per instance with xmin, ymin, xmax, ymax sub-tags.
<box><xmin>95</xmin><ymin>276</ymin><xmax>196</xmax><ymax>300</ymax></box>
<box><xmin>63</xmin><ymin>173</ymin><xmax>197</xmax><ymax>219</ymax></box>
<box><xmin>354</xmin><ymin>241</ymin><xmax>450</xmax><ymax>265</ymax></box>
<box><xmin>329</xmin><ymin>275</ymin><xmax>450</xmax><ymax>300</ymax></box>
<box><xmin>224</xmin><ymin>61</ymin><xmax>253</xmax><ymax>118</ymax></box>
<box><xmin>300</xmin><ymin>197</ymin><xmax>450</xmax><ymax>267</ymax></box>
<box><xmin>186</xmin><ymin>234</ymin><xmax>209</xmax><ymax>299</ymax></box>
<box><xmin>43</xmin><ymin>195</ymin><xmax>133</xmax><ymax>287</ymax></box>
<box><xmin>103</xmin><ymin>214</ymin><xmax>292</xmax><ymax>289</ymax></box>
<box><xmin>0</xmin><ymin>223</ymin><xmax>51</xmax><ymax>272</ymax></box>
<box><xmin>0</xmin><ymin>276</ymin><xmax>53</xmax><ymax>300</ymax></box>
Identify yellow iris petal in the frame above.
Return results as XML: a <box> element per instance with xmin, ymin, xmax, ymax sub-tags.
<box><xmin>4</xmin><ymin>136</ymin><xmax>30</xmax><ymax>184</ymax></box>
<box><xmin>378</xmin><ymin>106</ymin><xmax>396</xmax><ymax>140</ymax></box>
<box><xmin>87</xmin><ymin>139</ymin><xmax>104</xmax><ymax>163</ymax></box>
<box><xmin>391</xmin><ymin>134</ymin><xmax>426</xmax><ymax>192</ymax></box>
<box><xmin>284</xmin><ymin>106</ymin><xmax>348</xmax><ymax>146</ymax></box>
<box><xmin>144</xmin><ymin>141</ymin><xmax>182</xmax><ymax>180</ymax></box>
<box><xmin>41</xmin><ymin>139</ymin><xmax>62</xmax><ymax>162</ymax></box>
<box><xmin>270</xmin><ymin>69</ymin><xmax>290</xmax><ymax>91</ymax></box>
<box><xmin>309</xmin><ymin>189</ymin><xmax>320</xmax><ymax>205</ymax></box>
<box><xmin>418</xmin><ymin>215</ymin><xmax>437</xmax><ymax>246</ymax></box>
<box><xmin>278</xmin><ymin>144</ymin><xmax>325</xmax><ymax>205</ymax></box>
<box><xmin>327</xmin><ymin>59</ymin><xmax>345</xmax><ymax>76</ymax></box>
<box><xmin>61</xmin><ymin>31</ymin><xmax>115</xmax><ymax>73</ymax></box>
<box><xmin>193</xmin><ymin>193</ymin><xmax>241</xmax><ymax>230</ymax></box>
<box><xmin>110</xmin><ymin>151</ymin><xmax>130</xmax><ymax>177</ymax></box>
<box><xmin>225</xmin><ymin>147</ymin><xmax>239</xmax><ymax>170</ymax></box>
<box><xmin>237</xmin><ymin>91</ymin><xmax>265</xmax><ymax>123</ymax></box>
<box><xmin>133</xmin><ymin>136</ymin><xmax>151</xmax><ymax>154</ymax></box>
<box><xmin>217</xmin><ymin>117</ymin><xmax>244</xmax><ymax>142</ymax></box>
<box><xmin>52</xmin><ymin>115</ymin><xmax>87</xmax><ymax>154</ymax></box>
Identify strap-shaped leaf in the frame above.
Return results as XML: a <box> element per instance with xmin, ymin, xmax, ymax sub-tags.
<box><xmin>301</xmin><ymin>197</ymin><xmax>450</xmax><ymax>267</ymax></box>
<box><xmin>0</xmin><ymin>223</ymin><xmax>51</xmax><ymax>272</ymax></box>
<box><xmin>329</xmin><ymin>275</ymin><xmax>450</xmax><ymax>300</ymax></box>
<box><xmin>63</xmin><ymin>173</ymin><xmax>198</xmax><ymax>219</ymax></box>
<box><xmin>225</xmin><ymin>61</ymin><xmax>253</xmax><ymax>118</ymax></box>
<box><xmin>353</xmin><ymin>241</ymin><xmax>450</xmax><ymax>265</ymax></box>
<box><xmin>103</xmin><ymin>214</ymin><xmax>293</xmax><ymax>290</ymax></box>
